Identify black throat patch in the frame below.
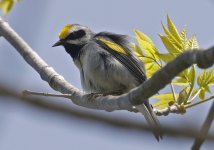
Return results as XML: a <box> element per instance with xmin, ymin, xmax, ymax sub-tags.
<box><xmin>63</xmin><ymin>44</ymin><xmax>85</xmax><ymax>60</ymax></box>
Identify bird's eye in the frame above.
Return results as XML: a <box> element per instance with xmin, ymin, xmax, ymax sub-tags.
<box><xmin>65</xmin><ymin>30</ymin><xmax>86</xmax><ymax>40</ymax></box>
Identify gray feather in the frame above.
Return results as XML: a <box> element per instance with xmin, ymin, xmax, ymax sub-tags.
<box><xmin>135</xmin><ymin>104</ymin><xmax>163</xmax><ymax>141</ymax></box>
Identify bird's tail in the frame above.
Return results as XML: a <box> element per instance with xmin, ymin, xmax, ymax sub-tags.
<box><xmin>135</xmin><ymin>103</ymin><xmax>163</xmax><ymax>141</ymax></box>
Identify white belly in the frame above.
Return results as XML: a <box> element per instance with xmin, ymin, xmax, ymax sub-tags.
<box><xmin>74</xmin><ymin>42</ymin><xmax>139</xmax><ymax>93</ymax></box>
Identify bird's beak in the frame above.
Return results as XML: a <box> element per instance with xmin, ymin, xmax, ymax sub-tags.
<box><xmin>52</xmin><ymin>40</ymin><xmax>64</xmax><ymax>47</ymax></box>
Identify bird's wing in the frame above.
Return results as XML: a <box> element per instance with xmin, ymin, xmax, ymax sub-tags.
<box><xmin>95</xmin><ymin>38</ymin><xmax>146</xmax><ymax>83</ymax></box>
<box><xmin>95</xmin><ymin>38</ymin><xmax>163</xmax><ymax>140</ymax></box>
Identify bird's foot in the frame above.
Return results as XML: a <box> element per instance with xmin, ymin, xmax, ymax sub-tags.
<box><xmin>86</xmin><ymin>92</ymin><xmax>104</xmax><ymax>99</ymax></box>
<box><xmin>101</xmin><ymin>90</ymin><xmax>123</xmax><ymax>96</ymax></box>
<box><xmin>86</xmin><ymin>90</ymin><xmax>123</xmax><ymax>99</ymax></box>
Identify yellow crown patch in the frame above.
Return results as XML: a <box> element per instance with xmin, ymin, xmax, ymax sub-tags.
<box><xmin>59</xmin><ymin>24</ymin><xmax>73</xmax><ymax>39</ymax></box>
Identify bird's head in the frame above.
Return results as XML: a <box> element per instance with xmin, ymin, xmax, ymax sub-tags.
<box><xmin>52</xmin><ymin>24</ymin><xmax>94</xmax><ymax>59</ymax></box>
<box><xmin>52</xmin><ymin>24</ymin><xmax>93</xmax><ymax>47</ymax></box>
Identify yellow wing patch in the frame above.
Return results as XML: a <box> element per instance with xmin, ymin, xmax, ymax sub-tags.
<box><xmin>97</xmin><ymin>38</ymin><xmax>128</xmax><ymax>55</ymax></box>
<box><xmin>59</xmin><ymin>24</ymin><xmax>73</xmax><ymax>39</ymax></box>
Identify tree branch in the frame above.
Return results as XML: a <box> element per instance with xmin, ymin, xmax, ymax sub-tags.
<box><xmin>22</xmin><ymin>90</ymin><xmax>188</xmax><ymax>115</ymax></box>
<box><xmin>1</xmin><ymin>84</ymin><xmax>214</xmax><ymax>140</ymax></box>
<box><xmin>192</xmin><ymin>102</ymin><xmax>214</xmax><ymax>150</ymax></box>
<box><xmin>0</xmin><ymin>17</ymin><xmax>213</xmax><ymax>113</ymax></box>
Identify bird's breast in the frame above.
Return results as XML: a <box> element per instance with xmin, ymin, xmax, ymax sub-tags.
<box><xmin>74</xmin><ymin>42</ymin><xmax>139</xmax><ymax>93</ymax></box>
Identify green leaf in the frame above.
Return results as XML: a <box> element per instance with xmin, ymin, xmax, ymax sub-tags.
<box><xmin>190</xmin><ymin>88</ymin><xmax>201</xmax><ymax>101</ymax></box>
<box><xmin>205</xmin><ymin>85</ymin><xmax>212</xmax><ymax>94</ymax></box>
<box><xmin>0</xmin><ymin>0</ymin><xmax>14</xmax><ymax>15</ymax></box>
<box><xmin>198</xmin><ymin>71</ymin><xmax>206</xmax><ymax>85</ymax></box>
<box><xmin>161</xmin><ymin>22</ymin><xmax>183</xmax><ymax>50</ymax></box>
<box><xmin>167</xmin><ymin>15</ymin><xmax>182</xmax><ymax>44</ymax></box>
<box><xmin>134</xmin><ymin>30</ymin><xmax>155</xmax><ymax>47</ymax></box>
<box><xmin>172</xmin><ymin>77</ymin><xmax>190</xmax><ymax>86</ymax></box>
<box><xmin>183</xmin><ymin>65</ymin><xmax>196</xmax><ymax>102</ymax></box>
<box><xmin>196</xmin><ymin>68</ymin><xmax>214</xmax><ymax>96</ymax></box>
<box><xmin>176</xmin><ymin>69</ymin><xmax>190</xmax><ymax>84</ymax></box>
<box><xmin>134</xmin><ymin>43</ymin><xmax>160</xmax><ymax>67</ymax></box>
<box><xmin>152</xmin><ymin>93</ymin><xmax>177</xmax><ymax>100</ymax></box>
<box><xmin>180</xmin><ymin>27</ymin><xmax>187</xmax><ymax>48</ymax></box>
<box><xmin>175</xmin><ymin>66</ymin><xmax>196</xmax><ymax>87</ymax></box>
<box><xmin>144</xmin><ymin>63</ymin><xmax>161</xmax><ymax>78</ymax></box>
<box><xmin>158</xmin><ymin>34</ymin><xmax>181</xmax><ymax>54</ymax></box>
<box><xmin>197</xmin><ymin>69</ymin><xmax>214</xmax><ymax>100</ymax></box>
<box><xmin>134</xmin><ymin>44</ymin><xmax>143</xmax><ymax>57</ymax></box>
<box><xmin>177</xmin><ymin>87</ymin><xmax>190</xmax><ymax>104</ymax></box>
<box><xmin>152</xmin><ymin>93</ymin><xmax>177</xmax><ymax>109</ymax></box>
<box><xmin>159</xmin><ymin>53</ymin><xmax>175</xmax><ymax>63</ymax></box>
<box><xmin>159</xmin><ymin>17</ymin><xmax>199</xmax><ymax>53</ymax></box>
<box><xmin>206</xmin><ymin>68</ymin><xmax>214</xmax><ymax>85</ymax></box>
<box><xmin>192</xmin><ymin>35</ymin><xmax>199</xmax><ymax>49</ymax></box>
<box><xmin>186</xmin><ymin>35</ymin><xmax>199</xmax><ymax>49</ymax></box>
<box><xmin>139</xmin><ymin>56</ymin><xmax>155</xmax><ymax>64</ymax></box>
<box><xmin>135</xmin><ymin>30</ymin><xmax>160</xmax><ymax>60</ymax></box>
<box><xmin>0</xmin><ymin>0</ymin><xmax>20</xmax><ymax>15</ymax></box>
<box><xmin>189</xmin><ymin>65</ymin><xmax>196</xmax><ymax>87</ymax></box>
<box><xmin>199</xmin><ymin>88</ymin><xmax>205</xmax><ymax>100</ymax></box>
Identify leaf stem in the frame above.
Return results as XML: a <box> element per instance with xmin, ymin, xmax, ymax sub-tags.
<box><xmin>170</xmin><ymin>82</ymin><xmax>177</xmax><ymax>102</ymax></box>
<box><xmin>186</xmin><ymin>65</ymin><xmax>196</xmax><ymax>103</ymax></box>
<box><xmin>140</xmin><ymin>56</ymin><xmax>162</xmax><ymax>68</ymax></box>
<box><xmin>188</xmin><ymin>88</ymin><xmax>201</xmax><ymax>103</ymax></box>
<box><xmin>185</xmin><ymin>95</ymin><xmax>214</xmax><ymax>109</ymax></box>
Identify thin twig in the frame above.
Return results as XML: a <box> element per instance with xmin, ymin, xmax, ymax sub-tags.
<box><xmin>187</xmin><ymin>88</ymin><xmax>201</xmax><ymax>103</ymax></box>
<box><xmin>192</xmin><ymin>101</ymin><xmax>214</xmax><ymax>150</ymax></box>
<box><xmin>154</xmin><ymin>103</ymin><xmax>186</xmax><ymax>116</ymax></box>
<box><xmin>185</xmin><ymin>96</ymin><xmax>214</xmax><ymax>109</ymax></box>
<box><xmin>186</xmin><ymin>65</ymin><xmax>196</xmax><ymax>103</ymax></box>
<box><xmin>23</xmin><ymin>90</ymin><xmax>72</xmax><ymax>98</ymax></box>
<box><xmin>141</xmin><ymin>55</ymin><xmax>162</xmax><ymax>67</ymax></box>
<box><xmin>170</xmin><ymin>82</ymin><xmax>177</xmax><ymax>101</ymax></box>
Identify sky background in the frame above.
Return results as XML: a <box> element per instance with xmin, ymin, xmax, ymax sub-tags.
<box><xmin>0</xmin><ymin>0</ymin><xmax>214</xmax><ymax>149</ymax></box>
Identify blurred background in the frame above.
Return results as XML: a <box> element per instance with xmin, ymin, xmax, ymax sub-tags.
<box><xmin>0</xmin><ymin>0</ymin><xmax>214</xmax><ymax>149</ymax></box>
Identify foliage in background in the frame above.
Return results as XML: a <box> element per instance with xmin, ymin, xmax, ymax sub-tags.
<box><xmin>0</xmin><ymin>0</ymin><xmax>19</xmax><ymax>15</ymax></box>
<box><xmin>135</xmin><ymin>16</ymin><xmax>214</xmax><ymax>110</ymax></box>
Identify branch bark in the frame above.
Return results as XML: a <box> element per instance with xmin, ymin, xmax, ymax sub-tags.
<box><xmin>0</xmin><ymin>17</ymin><xmax>214</xmax><ymax>113</ymax></box>
<box><xmin>1</xmin><ymin>84</ymin><xmax>214</xmax><ymax>140</ymax></box>
<box><xmin>192</xmin><ymin>102</ymin><xmax>214</xmax><ymax>150</ymax></box>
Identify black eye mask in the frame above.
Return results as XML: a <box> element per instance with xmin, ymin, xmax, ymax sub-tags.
<box><xmin>65</xmin><ymin>30</ymin><xmax>86</xmax><ymax>41</ymax></box>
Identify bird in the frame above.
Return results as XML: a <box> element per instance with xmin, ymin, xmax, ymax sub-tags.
<box><xmin>52</xmin><ymin>24</ymin><xmax>163</xmax><ymax>140</ymax></box>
